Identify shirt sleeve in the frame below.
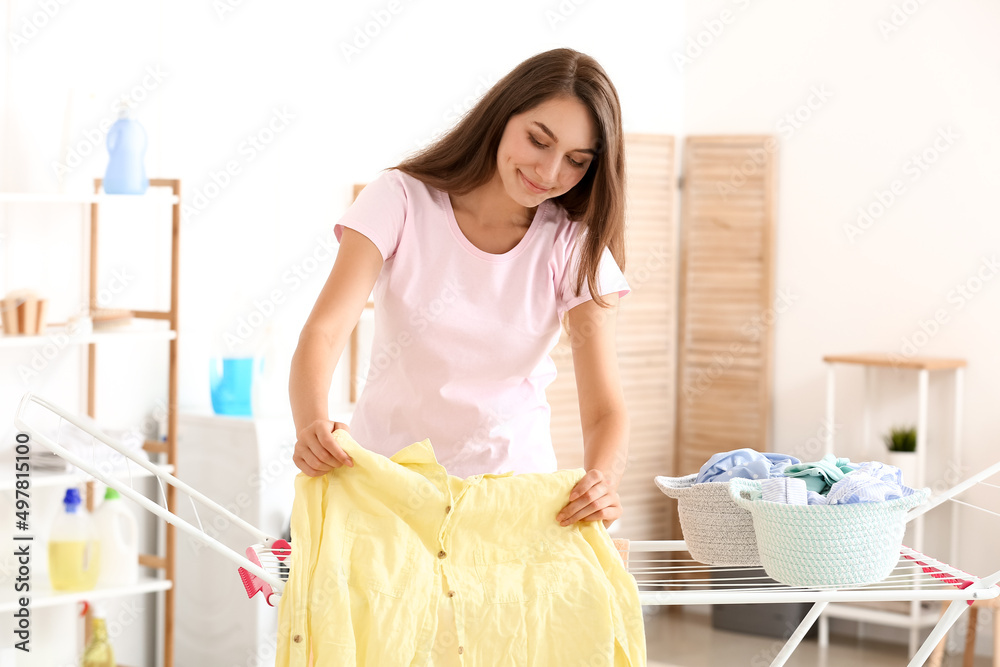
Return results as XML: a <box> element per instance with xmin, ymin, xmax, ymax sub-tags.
<box><xmin>333</xmin><ymin>169</ymin><xmax>406</xmax><ymax>262</ymax></box>
<box><xmin>558</xmin><ymin>238</ymin><xmax>631</xmax><ymax>314</ymax></box>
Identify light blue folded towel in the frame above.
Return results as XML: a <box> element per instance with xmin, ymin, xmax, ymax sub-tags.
<box><xmin>695</xmin><ymin>448</ymin><xmax>801</xmax><ymax>484</ymax></box>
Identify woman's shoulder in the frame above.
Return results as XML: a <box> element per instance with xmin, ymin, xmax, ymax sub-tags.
<box><xmin>353</xmin><ymin>169</ymin><xmax>444</xmax><ymax>214</ymax></box>
<box><xmin>371</xmin><ymin>168</ymin><xmax>442</xmax><ymax>202</ymax></box>
<box><xmin>376</xmin><ymin>168</ymin><xmax>430</xmax><ymax>190</ymax></box>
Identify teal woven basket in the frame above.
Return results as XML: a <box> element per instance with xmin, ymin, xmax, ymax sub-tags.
<box><xmin>728</xmin><ymin>478</ymin><xmax>930</xmax><ymax>588</ymax></box>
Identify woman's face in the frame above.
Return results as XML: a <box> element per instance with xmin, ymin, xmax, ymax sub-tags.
<box><xmin>496</xmin><ymin>95</ymin><xmax>599</xmax><ymax>208</ymax></box>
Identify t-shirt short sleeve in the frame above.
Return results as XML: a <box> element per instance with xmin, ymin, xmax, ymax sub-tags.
<box><xmin>333</xmin><ymin>169</ymin><xmax>406</xmax><ymax>262</ymax></box>
<box><xmin>559</xmin><ymin>241</ymin><xmax>631</xmax><ymax>314</ymax></box>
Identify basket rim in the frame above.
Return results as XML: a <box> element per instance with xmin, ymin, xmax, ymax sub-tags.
<box><xmin>655</xmin><ymin>473</ymin><xmax>775</xmax><ymax>498</ymax></box>
<box><xmin>729</xmin><ymin>477</ymin><xmax>931</xmax><ymax>513</ymax></box>
<box><xmin>653</xmin><ymin>473</ymin><xmax>698</xmax><ymax>495</ymax></box>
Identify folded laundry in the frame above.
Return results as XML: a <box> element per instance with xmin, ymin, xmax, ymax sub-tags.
<box><xmin>695</xmin><ymin>448</ymin><xmax>800</xmax><ymax>484</ymax></box>
<box><xmin>805</xmin><ymin>461</ymin><xmax>919</xmax><ymax>505</ymax></box>
<box><xmin>761</xmin><ymin>477</ymin><xmax>808</xmax><ymax>505</ymax></box>
<box><xmin>782</xmin><ymin>453</ymin><xmax>857</xmax><ymax>494</ymax></box>
<box><xmin>852</xmin><ymin>460</ymin><xmax>905</xmax><ymax>486</ymax></box>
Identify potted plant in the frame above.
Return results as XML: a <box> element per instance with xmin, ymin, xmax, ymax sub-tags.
<box><xmin>882</xmin><ymin>425</ymin><xmax>918</xmax><ymax>485</ymax></box>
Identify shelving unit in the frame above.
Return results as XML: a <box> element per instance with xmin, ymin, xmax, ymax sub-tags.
<box><xmin>0</xmin><ymin>575</ymin><xmax>173</xmax><ymax>614</ymax></box>
<box><xmin>0</xmin><ymin>326</ymin><xmax>175</xmax><ymax>348</ymax></box>
<box><xmin>818</xmin><ymin>352</ymin><xmax>966</xmax><ymax>657</ymax></box>
<box><xmin>0</xmin><ymin>178</ymin><xmax>181</xmax><ymax>667</ymax></box>
<box><xmin>0</xmin><ymin>460</ymin><xmax>175</xmax><ymax>492</ymax></box>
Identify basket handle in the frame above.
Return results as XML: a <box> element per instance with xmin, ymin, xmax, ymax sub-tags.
<box><xmin>728</xmin><ymin>478</ymin><xmax>762</xmax><ymax>509</ymax></box>
<box><xmin>898</xmin><ymin>487</ymin><xmax>932</xmax><ymax>512</ymax></box>
<box><xmin>653</xmin><ymin>473</ymin><xmax>698</xmax><ymax>498</ymax></box>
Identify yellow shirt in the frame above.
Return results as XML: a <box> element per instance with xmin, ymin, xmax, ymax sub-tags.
<box><xmin>275</xmin><ymin>430</ymin><xmax>646</xmax><ymax>666</ymax></box>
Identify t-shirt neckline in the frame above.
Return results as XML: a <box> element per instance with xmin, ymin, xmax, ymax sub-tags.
<box><xmin>441</xmin><ymin>188</ymin><xmax>546</xmax><ymax>263</ymax></box>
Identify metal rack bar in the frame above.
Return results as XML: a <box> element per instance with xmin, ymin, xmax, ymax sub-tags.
<box><xmin>14</xmin><ymin>392</ymin><xmax>281</xmax><ymax>589</ymax></box>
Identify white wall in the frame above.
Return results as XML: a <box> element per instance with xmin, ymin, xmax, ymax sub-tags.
<box><xmin>0</xmin><ymin>1</ymin><xmax>682</xmax><ymax>665</ymax></box>
<box><xmin>0</xmin><ymin>0</ymin><xmax>683</xmax><ymax>425</ymax></box>
<box><xmin>681</xmin><ymin>0</ymin><xmax>1000</xmax><ymax>653</ymax></box>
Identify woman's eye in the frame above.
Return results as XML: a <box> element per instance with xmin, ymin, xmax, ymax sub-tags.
<box><xmin>531</xmin><ymin>133</ymin><xmax>586</xmax><ymax>168</ymax></box>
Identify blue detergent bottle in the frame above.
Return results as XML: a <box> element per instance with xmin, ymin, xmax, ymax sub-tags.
<box><xmin>103</xmin><ymin>98</ymin><xmax>149</xmax><ymax>194</ymax></box>
<box><xmin>209</xmin><ymin>356</ymin><xmax>261</xmax><ymax>416</ymax></box>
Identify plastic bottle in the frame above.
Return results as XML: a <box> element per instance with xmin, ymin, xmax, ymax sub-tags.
<box><xmin>48</xmin><ymin>488</ymin><xmax>101</xmax><ymax>591</ymax></box>
<box><xmin>81</xmin><ymin>603</ymin><xmax>115</xmax><ymax>667</ymax></box>
<box><xmin>103</xmin><ymin>97</ymin><xmax>149</xmax><ymax>195</ymax></box>
<box><xmin>93</xmin><ymin>487</ymin><xmax>139</xmax><ymax>586</ymax></box>
<box><xmin>210</xmin><ymin>355</ymin><xmax>261</xmax><ymax>416</ymax></box>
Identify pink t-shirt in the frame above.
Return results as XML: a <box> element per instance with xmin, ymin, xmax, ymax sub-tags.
<box><xmin>333</xmin><ymin>168</ymin><xmax>630</xmax><ymax>478</ymax></box>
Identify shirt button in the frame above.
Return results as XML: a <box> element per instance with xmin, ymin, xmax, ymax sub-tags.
<box><xmin>293</xmin><ymin>634</ymin><xmax>303</xmax><ymax>643</ymax></box>
<box><xmin>458</xmin><ymin>646</ymin><xmax>464</xmax><ymax>654</ymax></box>
<box><xmin>447</xmin><ymin>590</ymin><xmax>455</xmax><ymax>597</ymax></box>
<box><xmin>437</xmin><ymin>550</ymin><xmax>447</xmax><ymax>559</ymax></box>
<box><xmin>445</xmin><ymin>505</ymin><xmax>452</xmax><ymax>513</ymax></box>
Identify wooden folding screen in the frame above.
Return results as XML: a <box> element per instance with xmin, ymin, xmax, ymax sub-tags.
<box><xmin>549</xmin><ymin>134</ymin><xmax>678</xmax><ymax>541</ymax></box>
<box><xmin>674</xmin><ymin>136</ymin><xmax>777</xmax><ymax>477</ymax></box>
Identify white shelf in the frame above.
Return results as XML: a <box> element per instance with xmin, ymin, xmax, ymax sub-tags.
<box><xmin>0</xmin><ymin>178</ymin><xmax>182</xmax><ymax>663</ymax></box>
<box><xmin>820</xmin><ymin>354</ymin><xmax>966</xmax><ymax>653</ymax></box>
<box><xmin>0</xmin><ymin>462</ymin><xmax>175</xmax><ymax>492</ymax></box>
<box><xmin>0</xmin><ymin>573</ymin><xmax>173</xmax><ymax>613</ymax></box>
<box><xmin>0</xmin><ymin>327</ymin><xmax>176</xmax><ymax>348</ymax></box>
<box><xmin>0</xmin><ymin>192</ymin><xmax>179</xmax><ymax>204</ymax></box>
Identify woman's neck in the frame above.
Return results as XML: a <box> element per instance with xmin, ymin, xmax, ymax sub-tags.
<box><xmin>451</xmin><ymin>172</ymin><xmax>536</xmax><ymax>229</ymax></box>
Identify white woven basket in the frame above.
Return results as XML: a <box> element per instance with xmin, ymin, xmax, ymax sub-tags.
<box><xmin>728</xmin><ymin>478</ymin><xmax>930</xmax><ymax>588</ymax></box>
<box><xmin>654</xmin><ymin>474</ymin><xmax>761</xmax><ymax>566</ymax></box>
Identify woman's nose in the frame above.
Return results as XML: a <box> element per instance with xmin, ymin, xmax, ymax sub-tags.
<box><xmin>537</xmin><ymin>155</ymin><xmax>561</xmax><ymax>185</ymax></box>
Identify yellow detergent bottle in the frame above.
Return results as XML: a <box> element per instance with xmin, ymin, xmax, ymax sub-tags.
<box><xmin>48</xmin><ymin>488</ymin><xmax>101</xmax><ymax>591</ymax></box>
<box><xmin>81</xmin><ymin>603</ymin><xmax>115</xmax><ymax>667</ymax></box>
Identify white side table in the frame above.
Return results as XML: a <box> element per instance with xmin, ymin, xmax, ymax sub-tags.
<box><xmin>819</xmin><ymin>352</ymin><xmax>966</xmax><ymax>657</ymax></box>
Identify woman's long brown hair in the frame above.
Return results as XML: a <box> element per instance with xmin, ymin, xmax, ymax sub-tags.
<box><xmin>389</xmin><ymin>47</ymin><xmax>626</xmax><ymax>310</ymax></box>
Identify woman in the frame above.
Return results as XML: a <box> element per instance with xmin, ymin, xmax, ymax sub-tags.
<box><xmin>288</xmin><ymin>47</ymin><xmax>630</xmax><ymax>531</ymax></box>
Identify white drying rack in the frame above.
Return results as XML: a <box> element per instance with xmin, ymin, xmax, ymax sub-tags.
<box><xmin>14</xmin><ymin>392</ymin><xmax>289</xmax><ymax>606</ymax></box>
<box><xmin>13</xmin><ymin>391</ymin><xmax>1000</xmax><ymax>666</ymax></box>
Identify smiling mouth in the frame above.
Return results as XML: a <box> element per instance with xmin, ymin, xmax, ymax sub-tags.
<box><xmin>519</xmin><ymin>170</ymin><xmax>549</xmax><ymax>193</ymax></box>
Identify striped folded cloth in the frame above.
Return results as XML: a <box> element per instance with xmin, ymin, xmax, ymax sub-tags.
<box><xmin>761</xmin><ymin>477</ymin><xmax>808</xmax><ymax>504</ymax></box>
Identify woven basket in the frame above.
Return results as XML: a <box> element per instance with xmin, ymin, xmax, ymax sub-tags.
<box><xmin>728</xmin><ymin>478</ymin><xmax>930</xmax><ymax>588</ymax></box>
<box><xmin>654</xmin><ymin>474</ymin><xmax>761</xmax><ymax>566</ymax></box>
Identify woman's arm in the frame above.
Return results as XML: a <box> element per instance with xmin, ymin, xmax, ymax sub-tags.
<box><xmin>288</xmin><ymin>226</ymin><xmax>383</xmax><ymax>474</ymax></box>
<box><xmin>555</xmin><ymin>292</ymin><xmax>630</xmax><ymax>529</ymax></box>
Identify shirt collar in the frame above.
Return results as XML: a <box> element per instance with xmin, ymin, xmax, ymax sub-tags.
<box><xmin>337</xmin><ymin>432</ymin><xmax>517</xmax><ymax>482</ymax></box>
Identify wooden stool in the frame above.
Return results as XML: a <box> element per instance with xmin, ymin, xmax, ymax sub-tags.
<box><xmin>928</xmin><ymin>597</ymin><xmax>1000</xmax><ymax>667</ymax></box>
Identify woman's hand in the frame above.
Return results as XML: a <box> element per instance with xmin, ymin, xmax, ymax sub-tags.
<box><xmin>555</xmin><ymin>469</ymin><xmax>622</xmax><ymax>530</ymax></box>
<box><xmin>292</xmin><ymin>419</ymin><xmax>355</xmax><ymax>476</ymax></box>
